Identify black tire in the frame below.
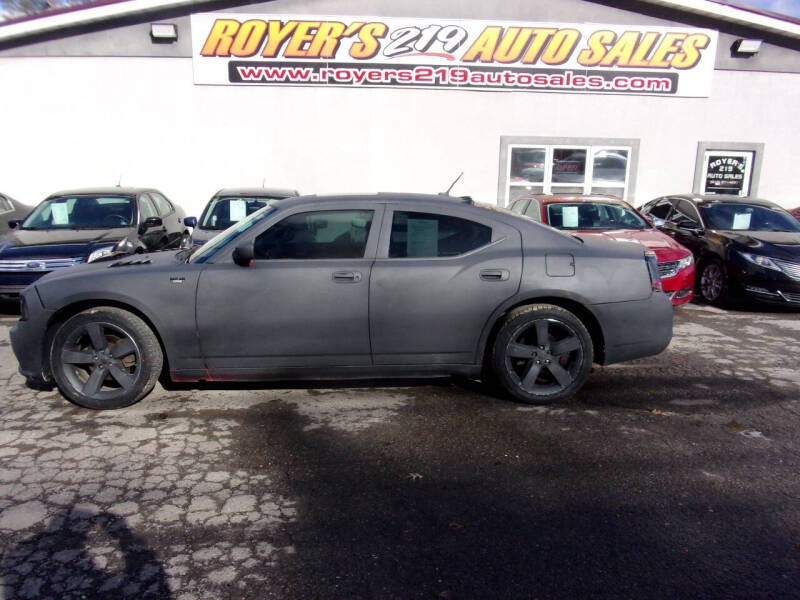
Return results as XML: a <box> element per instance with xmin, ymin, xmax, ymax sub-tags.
<box><xmin>50</xmin><ymin>307</ymin><xmax>163</xmax><ymax>409</ymax></box>
<box><xmin>491</xmin><ymin>304</ymin><xmax>593</xmax><ymax>404</ymax></box>
<box><xmin>699</xmin><ymin>259</ymin><xmax>729</xmax><ymax>305</ymax></box>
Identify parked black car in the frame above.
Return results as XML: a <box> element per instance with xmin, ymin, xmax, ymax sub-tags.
<box><xmin>0</xmin><ymin>187</ymin><xmax>190</xmax><ymax>298</ymax></box>
<box><xmin>11</xmin><ymin>193</ymin><xmax>672</xmax><ymax>410</ymax></box>
<box><xmin>1</xmin><ymin>192</ymin><xmax>33</xmax><ymax>231</ymax></box>
<box><xmin>639</xmin><ymin>194</ymin><xmax>800</xmax><ymax>306</ymax></box>
<box><xmin>187</xmin><ymin>187</ymin><xmax>299</xmax><ymax>246</ymax></box>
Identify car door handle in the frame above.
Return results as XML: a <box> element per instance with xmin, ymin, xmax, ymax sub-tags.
<box><xmin>332</xmin><ymin>271</ymin><xmax>362</xmax><ymax>283</ymax></box>
<box><xmin>480</xmin><ymin>269</ymin><xmax>510</xmax><ymax>281</ymax></box>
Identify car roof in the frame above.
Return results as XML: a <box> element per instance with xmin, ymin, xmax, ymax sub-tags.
<box><xmin>274</xmin><ymin>192</ymin><xmax>475</xmax><ymax>207</ymax></box>
<box><xmin>46</xmin><ymin>187</ymin><xmax>155</xmax><ymax>198</ymax></box>
<box><xmin>214</xmin><ymin>187</ymin><xmax>299</xmax><ymax>198</ymax></box>
<box><xmin>658</xmin><ymin>194</ymin><xmax>781</xmax><ymax>208</ymax></box>
<box><xmin>524</xmin><ymin>194</ymin><xmax>626</xmax><ymax>204</ymax></box>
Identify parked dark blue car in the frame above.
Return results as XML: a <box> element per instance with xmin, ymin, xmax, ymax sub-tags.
<box><xmin>0</xmin><ymin>187</ymin><xmax>190</xmax><ymax>298</ymax></box>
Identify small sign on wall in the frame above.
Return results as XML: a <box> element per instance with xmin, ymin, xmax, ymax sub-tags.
<box><xmin>701</xmin><ymin>150</ymin><xmax>754</xmax><ymax>196</ymax></box>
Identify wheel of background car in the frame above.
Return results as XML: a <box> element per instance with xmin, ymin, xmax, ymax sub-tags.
<box><xmin>699</xmin><ymin>260</ymin><xmax>728</xmax><ymax>305</ymax></box>
<box><xmin>492</xmin><ymin>304</ymin><xmax>593</xmax><ymax>404</ymax></box>
<box><xmin>49</xmin><ymin>307</ymin><xmax>163</xmax><ymax>409</ymax></box>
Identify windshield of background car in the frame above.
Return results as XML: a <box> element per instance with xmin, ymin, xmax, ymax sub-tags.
<box><xmin>21</xmin><ymin>195</ymin><xmax>134</xmax><ymax>229</ymax></box>
<box><xmin>546</xmin><ymin>202</ymin><xmax>649</xmax><ymax>230</ymax></box>
<box><xmin>189</xmin><ymin>205</ymin><xmax>277</xmax><ymax>263</ymax></box>
<box><xmin>199</xmin><ymin>196</ymin><xmax>282</xmax><ymax>229</ymax></box>
<box><xmin>698</xmin><ymin>203</ymin><xmax>800</xmax><ymax>232</ymax></box>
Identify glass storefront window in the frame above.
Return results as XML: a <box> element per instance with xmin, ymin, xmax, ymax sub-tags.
<box><xmin>505</xmin><ymin>142</ymin><xmax>632</xmax><ymax>205</ymax></box>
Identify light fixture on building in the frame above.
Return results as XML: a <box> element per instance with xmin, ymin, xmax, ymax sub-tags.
<box><xmin>150</xmin><ymin>23</ymin><xmax>178</xmax><ymax>43</ymax></box>
<box><xmin>732</xmin><ymin>39</ymin><xmax>762</xmax><ymax>55</ymax></box>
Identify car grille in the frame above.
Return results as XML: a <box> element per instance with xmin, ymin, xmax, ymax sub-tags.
<box><xmin>657</xmin><ymin>260</ymin><xmax>680</xmax><ymax>279</ymax></box>
<box><xmin>0</xmin><ymin>257</ymin><xmax>84</xmax><ymax>272</ymax></box>
<box><xmin>778</xmin><ymin>291</ymin><xmax>800</xmax><ymax>303</ymax></box>
<box><xmin>773</xmin><ymin>258</ymin><xmax>800</xmax><ymax>281</ymax></box>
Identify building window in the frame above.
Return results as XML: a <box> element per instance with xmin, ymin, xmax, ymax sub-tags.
<box><xmin>499</xmin><ymin>137</ymin><xmax>639</xmax><ymax>207</ymax></box>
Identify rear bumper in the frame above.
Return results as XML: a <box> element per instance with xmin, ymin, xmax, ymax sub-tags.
<box><xmin>592</xmin><ymin>292</ymin><xmax>673</xmax><ymax>365</ymax></box>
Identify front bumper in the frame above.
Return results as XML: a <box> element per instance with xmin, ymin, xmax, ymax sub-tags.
<box><xmin>660</xmin><ymin>263</ymin><xmax>695</xmax><ymax>307</ymax></box>
<box><xmin>9</xmin><ymin>289</ymin><xmax>55</xmax><ymax>382</ymax></box>
<box><xmin>727</xmin><ymin>254</ymin><xmax>800</xmax><ymax>306</ymax></box>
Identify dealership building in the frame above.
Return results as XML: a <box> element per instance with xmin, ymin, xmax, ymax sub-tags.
<box><xmin>1</xmin><ymin>0</ymin><xmax>798</xmax><ymax>215</ymax></box>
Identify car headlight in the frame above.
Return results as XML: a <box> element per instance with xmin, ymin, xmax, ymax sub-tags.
<box><xmin>677</xmin><ymin>254</ymin><xmax>694</xmax><ymax>270</ymax></box>
<box><xmin>87</xmin><ymin>245</ymin><xmax>117</xmax><ymax>263</ymax></box>
<box><xmin>739</xmin><ymin>251</ymin><xmax>782</xmax><ymax>272</ymax></box>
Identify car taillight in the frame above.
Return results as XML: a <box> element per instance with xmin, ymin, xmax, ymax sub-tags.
<box><xmin>645</xmin><ymin>251</ymin><xmax>663</xmax><ymax>292</ymax></box>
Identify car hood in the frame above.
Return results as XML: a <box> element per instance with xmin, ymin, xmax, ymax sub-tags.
<box><xmin>191</xmin><ymin>227</ymin><xmax>219</xmax><ymax>245</ymax></box>
<box><xmin>578</xmin><ymin>229</ymin><xmax>690</xmax><ymax>261</ymax></box>
<box><xmin>0</xmin><ymin>228</ymin><xmax>131</xmax><ymax>259</ymax></box>
<box><xmin>715</xmin><ymin>230</ymin><xmax>800</xmax><ymax>261</ymax></box>
<box><xmin>34</xmin><ymin>248</ymin><xmax>184</xmax><ymax>284</ymax></box>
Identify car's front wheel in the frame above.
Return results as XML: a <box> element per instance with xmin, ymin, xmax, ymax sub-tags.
<box><xmin>50</xmin><ymin>307</ymin><xmax>163</xmax><ymax>409</ymax></box>
<box><xmin>492</xmin><ymin>304</ymin><xmax>593</xmax><ymax>404</ymax></box>
<box><xmin>699</xmin><ymin>259</ymin><xmax>728</xmax><ymax>305</ymax></box>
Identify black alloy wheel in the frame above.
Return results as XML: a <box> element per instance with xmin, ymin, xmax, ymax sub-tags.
<box><xmin>492</xmin><ymin>304</ymin><xmax>593</xmax><ymax>404</ymax></box>
<box><xmin>699</xmin><ymin>260</ymin><xmax>728</xmax><ymax>305</ymax></box>
<box><xmin>50</xmin><ymin>307</ymin><xmax>163</xmax><ymax>409</ymax></box>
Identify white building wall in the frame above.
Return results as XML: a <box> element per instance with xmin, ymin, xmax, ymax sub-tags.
<box><xmin>0</xmin><ymin>56</ymin><xmax>797</xmax><ymax>214</ymax></box>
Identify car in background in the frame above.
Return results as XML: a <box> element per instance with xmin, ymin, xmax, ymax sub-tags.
<box><xmin>509</xmin><ymin>194</ymin><xmax>695</xmax><ymax>306</ymax></box>
<box><xmin>186</xmin><ymin>187</ymin><xmax>299</xmax><ymax>246</ymax></box>
<box><xmin>1</xmin><ymin>192</ymin><xmax>33</xmax><ymax>231</ymax></box>
<box><xmin>0</xmin><ymin>187</ymin><xmax>190</xmax><ymax>298</ymax></box>
<box><xmin>639</xmin><ymin>194</ymin><xmax>800</xmax><ymax>306</ymax></box>
<box><xmin>11</xmin><ymin>193</ymin><xmax>672</xmax><ymax>409</ymax></box>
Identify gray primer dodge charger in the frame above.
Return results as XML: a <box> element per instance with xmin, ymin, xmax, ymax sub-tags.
<box><xmin>11</xmin><ymin>194</ymin><xmax>673</xmax><ymax>409</ymax></box>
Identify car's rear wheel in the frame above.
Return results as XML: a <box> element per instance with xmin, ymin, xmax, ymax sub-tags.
<box><xmin>492</xmin><ymin>304</ymin><xmax>593</xmax><ymax>404</ymax></box>
<box><xmin>50</xmin><ymin>307</ymin><xmax>163</xmax><ymax>409</ymax></box>
<box><xmin>699</xmin><ymin>259</ymin><xmax>728</xmax><ymax>305</ymax></box>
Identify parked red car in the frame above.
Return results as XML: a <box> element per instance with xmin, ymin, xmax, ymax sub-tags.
<box><xmin>790</xmin><ymin>207</ymin><xmax>800</xmax><ymax>221</ymax></box>
<box><xmin>509</xmin><ymin>194</ymin><xmax>696</xmax><ymax>306</ymax></box>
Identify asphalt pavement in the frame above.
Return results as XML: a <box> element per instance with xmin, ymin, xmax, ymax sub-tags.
<box><xmin>0</xmin><ymin>300</ymin><xmax>799</xmax><ymax>599</ymax></box>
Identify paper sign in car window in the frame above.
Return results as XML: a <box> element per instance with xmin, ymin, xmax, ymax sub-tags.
<box><xmin>407</xmin><ymin>218</ymin><xmax>439</xmax><ymax>257</ymax></box>
<box><xmin>562</xmin><ymin>206</ymin><xmax>579</xmax><ymax>228</ymax></box>
<box><xmin>732</xmin><ymin>212</ymin><xmax>751</xmax><ymax>230</ymax></box>
<box><xmin>51</xmin><ymin>203</ymin><xmax>69</xmax><ymax>225</ymax></box>
<box><xmin>229</xmin><ymin>200</ymin><xmax>247</xmax><ymax>222</ymax></box>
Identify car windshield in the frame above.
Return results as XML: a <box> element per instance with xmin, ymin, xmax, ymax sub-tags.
<box><xmin>546</xmin><ymin>202</ymin><xmax>649</xmax><ymax>231</ymax></box>
<box><xmin>199</xmin><ymin>196</ymin><xmax>282</xmax><ymax>229</ymax></box>
<box><xmin>698</xmin><ymin>203</ymin><xmax>800</xmax><ymax>232</ymax></box>
<box><xmin>21</xmin><ymin>195</ymin><xmax>135</xmax><ymax>230</ymax></box>
<box><xmin>189</xmin><ymin>205</ymin><xmax>277</xmax><ymax>263</ymax></box>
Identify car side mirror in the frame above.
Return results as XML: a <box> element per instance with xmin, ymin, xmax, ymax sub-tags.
<box><xmin>184</xmin><ymin>216</ymin><xmax>197</xmax><ymax>228</ymax></box>
<box><xmin>8</xmin><ymin>219</ymin><xmax>21</xmax><ymax>229</ymax></box>
<box><xmin>232</xmin><ymin>244</ymin><xmax>254</xmax><ymax>267</ymax></box>
<box><xmin>138</xmin><ymin>216</ymin><xmax>163</xmax><ymax>234</ymax></box>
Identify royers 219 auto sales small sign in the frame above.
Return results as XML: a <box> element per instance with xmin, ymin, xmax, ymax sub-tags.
<box><xmin>190</xmin><ymin>14</ymin><xmax>718</xmax><ymax>97</ymax></box>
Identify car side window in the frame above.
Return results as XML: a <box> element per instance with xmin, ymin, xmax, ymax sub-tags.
<box><xmin>647</xmin><ymin>199</ymin><xmax>674</xmax><ymax>220</ymax></box>
<box><xmin>389</xmin><ymin>211</ymin><xmax>492</xmax><ymax>258</ymax></box>
<box><xmin>138</xmin><ymin>194</ymin><xmax>159</xmax><ymax>221</ymax></box>
<box><xmin>510</xmin><ymin>199</ymin><xmax>528</xmax><ymax>214</ymax></box>
<box><xmin>523</xmin><ymin>199</ymin><xmax>541</xmax><ymax>221</ymax></box>
<box><xmin>254</xmin><ymin>210</ymin><xmax>374</xmax><ymax>259</ymax></box>
<box><xmin>150</xmin><ymin>192</ymin><xmax>173</xmax><ymax>217</ymax></box>
<box><xmin>670</xmin><ymin>199</ymin><xmax>701</xmax><ymax>228</ymax></box>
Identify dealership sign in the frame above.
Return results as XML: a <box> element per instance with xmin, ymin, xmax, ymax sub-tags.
<box><xmin>191</xmin><ymin>14</ymin><xmax>718</xmax><ymax>96</ymax></box>
<box><xmin>702</xmin><ymin>150</ymin><xmax>754</xmax><ymax>196</ymax></box>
